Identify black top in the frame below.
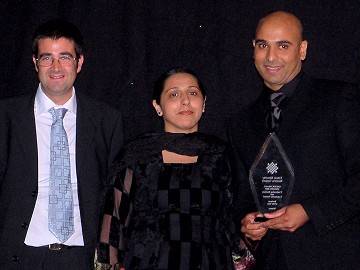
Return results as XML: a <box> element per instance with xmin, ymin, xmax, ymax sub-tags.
<box><xmin>98</xmin><ymin>132</ymin><xmax>235</xmax><ymax>270</ymax></box>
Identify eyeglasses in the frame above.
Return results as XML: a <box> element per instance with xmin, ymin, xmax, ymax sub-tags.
<box><xmin>36</xmin><ymin>55</ymin><xmax>77</xmax><ymax>67</ymax></box>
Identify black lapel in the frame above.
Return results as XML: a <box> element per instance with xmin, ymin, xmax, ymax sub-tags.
<box><xmin>250</xmin><ymin>90</ymin><xmax>270</xmax><ymax>139</ymax></box>
<box><xmin>75</xmin><ymin>93</ymin><xmax>99</xmax><ymax>245</ymax></box>
<box><xmin>243</xmin><ymin>91</ymin><xmax>271</xmax><ymax>165</ymax></box>
<box><xmin>278</xmin><ymin>74</ymin><xmax>314</xmax><ymax>140</ymax></box>
<box><xmin>12</xmin><ymin>95</ymin><xmax>38</xmax><ymax>184</ymax></box>
<box><xmin>75</xmin><ymin>93</ymin><xmax>97</xmax><ymax>184</ymax></box>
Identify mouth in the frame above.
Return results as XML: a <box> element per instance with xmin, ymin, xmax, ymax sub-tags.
<box><xmin>264</xmin><ymin>65</ymin><xmax>282</xmax><ymax>74</ymax></box>
<box><xmin>178</xmin><ymin>110</ymin><xmax>193</xmax><ymax>115</ymax></box>
<box><xmin>49</xmin><ymin>74</ymin><xmax>65</xmax><ymax>80</ymax></box>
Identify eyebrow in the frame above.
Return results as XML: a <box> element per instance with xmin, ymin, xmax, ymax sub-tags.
<box><xmin>164</xmin><ymin>85</ymin><xmax>200</xmax><ymax>93</ymax></box>
<box><xmin>277</xmin><ymin>40</ymin><xmax>293</xmax><ymax>45</ymax></box>
<box><xmin>254</xmin><ymin>39</ymin><xmax>267</xmax><ymax>44</ymax></box>
<box><xmin>254</xmin><ymin>39</ymin><xmax>293</xmax><ymax>46</ymax></box>
<box><xmin>38</xmin><ymin>52</ymin><xmax>74</xmax><ymax>58</ymax></box>
<box><xmin>164</xmin><ymin>87</ymin><xmax>179</xmax><ymax>92</ymax></box>
<box><xmin>38</xmin><ymin>53</ymin><xmax>52</xmax><ymax>58</ymax></box>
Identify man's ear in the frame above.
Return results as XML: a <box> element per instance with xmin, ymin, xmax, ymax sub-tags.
<box><xmin>76</xmin><ymin>54</ymin><xmax>84</xmax><ymax>73</ymax></box>
<box><xmin>300</xmin><ymin>40</ymin><xmax>308</xmax><ymax>61</ymax></box>
<box><xmin>32</xmin><ymin>56</ymin><xmax>39</xmax><ymax>72</ymax></box>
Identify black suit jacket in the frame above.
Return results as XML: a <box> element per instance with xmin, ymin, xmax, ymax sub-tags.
<box><xmin>0</xmin><ymin>92</ymin><xmax>123</xmax><ymax>268</ymax></box>
<box><xmin>229</xmin><ymin>74</ymin><xmax>360</xmax><ymax>270</ymax></box>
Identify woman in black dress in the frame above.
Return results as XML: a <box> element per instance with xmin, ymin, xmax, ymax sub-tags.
<box><xmin>97</xmin><ymin>68</ymin><xmax>238</xmax><ymax>270</ymax></box>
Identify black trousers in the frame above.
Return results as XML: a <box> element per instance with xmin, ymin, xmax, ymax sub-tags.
<box><xmin>255</xmin><ymin>233</ymin><xmax>289</xmax><ymax>270</ymax></box>
<box><xmin>13</xmin><ymin>244</ymin><xmax>94</xmax><ymax>270</ymax></box>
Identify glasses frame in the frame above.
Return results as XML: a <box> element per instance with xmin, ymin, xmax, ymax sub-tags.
<box><xmin>35</xmin><ymin>54</ymin><xmax>78</xmax><ymax>67</ymax></box>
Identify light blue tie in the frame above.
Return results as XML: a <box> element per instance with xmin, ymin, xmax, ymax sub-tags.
<box><xmin>48</xmin><ymin>107</ymin><xmax>74</xmax><ymax>243</ymax></box>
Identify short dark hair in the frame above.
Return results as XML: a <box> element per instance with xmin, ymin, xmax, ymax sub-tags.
<box><xmin>153</xmin><ymin>67</ymin><xmax>206</xmax><ymax>104</ymax></box>
<box><xmin>32</xmin><ymin>19</ymin><xmax>84</xmax><ymax>57</ymax></box>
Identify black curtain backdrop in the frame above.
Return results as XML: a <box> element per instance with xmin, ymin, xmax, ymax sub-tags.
<box><xmin>1</xmin><ymin>0</ymin><xmax>360</xmax><ymax>141</ymax></box>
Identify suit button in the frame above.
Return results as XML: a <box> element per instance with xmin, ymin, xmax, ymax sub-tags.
<box><xmin>21</xmin><ymin>222</ymin><xmax>28</xmax><ymax>229</ymax></box>
<box><xmin>31</xmin><ymin>190</ymin><xmax>37</xmax><ymax>197</ymax></box>
<box><xmin>11</xmin><ymin>255</ymin><xmax>19</xmax><ymax>262</ymax></box>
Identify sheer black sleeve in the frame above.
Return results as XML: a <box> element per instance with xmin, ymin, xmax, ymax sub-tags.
<box><xmin>98</xmin><ymin>167</ymin><xmax>134</xmax><ymax>266</ymax></box>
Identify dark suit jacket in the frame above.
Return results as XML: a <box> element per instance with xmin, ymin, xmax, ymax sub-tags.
<box><xmin>229</xmin><ymin>74</ymin><xmax>360</xmax><ymax>270</ymax></box>
<box><xmin>0</xmin><ymin>92</ymin><xmax>123</xmax><ymax>269</ymax></box>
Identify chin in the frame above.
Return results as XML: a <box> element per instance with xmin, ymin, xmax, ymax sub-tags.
<box><xmin>177</xmin><ymin>125</ymin><xmax>198</xmax><ymax>133</ymax></box>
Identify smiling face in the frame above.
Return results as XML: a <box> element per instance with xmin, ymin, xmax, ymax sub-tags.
<box><xmin>153</xmin><ymin>72</ymin><xmax>205</xmax><ymax>133</ymax></box>
<box><xmin>33</xmin><ymin>37</ymin><xmax>84</xmax><ymax>104</ymax></box>
<box><xmin>253</xmin><ymin>12</ymin><xmax>307</xmax><ymax>91</ymax></box>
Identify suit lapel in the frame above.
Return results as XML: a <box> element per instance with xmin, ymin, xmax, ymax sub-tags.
<box><xmin>251</xmin><ymin>91</ymin><xmax>271</xmax><ymax>138</ymax></box>
<box><xmin>278</xmin><ymin>75</ymin><xmax>314</xmax><ymax>140</ymax></box>
<box><xmin>13</xmin><ymin>95</ymin><xmax>38</xmax><ymax>184</ymax></box>
<box><xmin>75</xmin><ymin>94</ymin><xmax>97</xmax><ymax>186</ymax></box>
<box><xmin>245</xmin><ymin>92</ymin><xmax>271</xmax><ymax>163</ymax></box>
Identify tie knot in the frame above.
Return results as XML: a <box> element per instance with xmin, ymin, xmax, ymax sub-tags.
<box><xmin>270</xmin><ymin>92</ymin><xmax>286</xmax><ymax>107</ymax></box>
<box><xmin>49</xmin><ymin>107</ymin><xmax>68</xmax><ymax>123</ymax></box>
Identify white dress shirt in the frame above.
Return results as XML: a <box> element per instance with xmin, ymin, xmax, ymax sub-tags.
<box><xmin>24</xmin><ymin>84</ymin><xmax>84</xmax><ymax>246</ymax></box>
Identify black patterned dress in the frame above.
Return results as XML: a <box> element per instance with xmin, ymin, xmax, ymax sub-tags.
<box><xmin>98</xmin><ymin>132</ymin><xmax>235</xmax><ymax>270</ymax></box>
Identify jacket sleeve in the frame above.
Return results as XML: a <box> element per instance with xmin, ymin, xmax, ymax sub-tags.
<box><xmin>302</xmin><ymin>84</ymin><xmax>360</xmax><ymax>234</ymax></box>
<box><xmin>0</xmin><ymin>101</ymin><xmax>8</xmax><ymax>190</ymax></box>
<box><xmin>107</xmin><ymin>111</ymin><xmax>124</xmax><ymax>179</ymax></box>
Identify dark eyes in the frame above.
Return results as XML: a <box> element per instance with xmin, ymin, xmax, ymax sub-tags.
<box><xmin>257</xmin><ymin>43</ymin><xmax>268</xmax><ymax>49</ymax></box>
<box><xmin>168</xmin><ymin>89</ymin><xmax>199</xmax><ymax>98</ymax></box>
<box><xmin>256</xmin><ymin>43</ymin><xmax>289</xmax><ymax>49</ymax></box>
<box><xmin>279</xmin><ymin>44</ymin><xmax>289</xmax><ymax>49</ymax></box>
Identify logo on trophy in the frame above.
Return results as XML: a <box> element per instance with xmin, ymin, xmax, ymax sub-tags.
<box><xmin>249</xmin><ymin>133</ymin><xmax>295</xmax><ymax>217</ymax></box>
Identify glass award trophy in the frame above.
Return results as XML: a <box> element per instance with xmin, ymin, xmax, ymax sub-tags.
<box><xmin>249</xmin><ymin>132</ymin><xmax>295</xmax><ymax>217</ymax></box>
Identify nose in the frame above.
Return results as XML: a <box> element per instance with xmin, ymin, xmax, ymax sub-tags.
<box><xmin>51</xmin><ymin>58</ymin><xmax>62</xmax><ymax>70</ymax></box>
<box><xmin>266</xmin><ymin>46</ymin><xmax>277</xmax><ymax>62</ymax></box>
<box><xmin>182</xmin><ymin>94</ymin><xmax>190</xmax><ymax>105</ymax></box>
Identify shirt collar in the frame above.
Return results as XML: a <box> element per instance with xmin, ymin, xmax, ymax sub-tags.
<box><xmin>34</xmin><ymin>83</ymin><xmax>77</xmax><ymax>116</ymax></box>
<box><xmin>264</xmin><ymin>71</ymin><xmax>303</xmax><ymax>98</ymax></box>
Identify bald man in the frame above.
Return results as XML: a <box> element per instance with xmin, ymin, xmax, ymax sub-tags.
<box><xmin>229</xmin><ymin>11</ymin><xmax>360</xmax><ymax>270</ymax></box>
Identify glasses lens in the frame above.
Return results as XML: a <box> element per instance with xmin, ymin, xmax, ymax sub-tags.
<box><xmin>37</xmin><ymin>55</ymin><xmax>76</xmax><ymax>67</ymax></box>
<box><xmin>59</xmin><ymin>55</ymin><xmax>75</xmax><ymax>66</ymax></box>
<box><xmin>38</xmin><ymin>56</ymin><xmax>52</xmax><ymax>67</ymax></box>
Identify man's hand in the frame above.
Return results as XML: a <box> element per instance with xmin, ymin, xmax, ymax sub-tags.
<box><xmin>263</xmin><ymin>204</ymin><xmax>309</xmax><ymax>232</ymax></box>
<box><xmin>241</xmin><ymin>212</ymin><xmax>268</xmax><ymax>241</ymax></box>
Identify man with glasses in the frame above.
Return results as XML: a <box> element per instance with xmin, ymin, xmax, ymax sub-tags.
<box><xmin>0</xmin><ymin>19</ymin><xmax>123</xmax><ymax>269</ymax></box>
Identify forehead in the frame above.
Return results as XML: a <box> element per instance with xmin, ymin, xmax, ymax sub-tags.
<box><xmin>255</xmin><ymin>18</ymin><xmax>301</xmax><ymax>43</ymax></box>
<box><xmin>37</xmin><ymin>37</ymin><xmax>76</xmax><ymax>54</ymax></box>
<box><xmin>164</xmin><ymin>73</ymin><xmax>199</xmax><ymax>88</ymax></box>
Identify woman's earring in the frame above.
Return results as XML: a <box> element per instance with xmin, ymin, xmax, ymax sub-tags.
<box><xmin>157</xmin><ymin>110</ymin><xmax>163</xmax><ymax>116</ymax></box>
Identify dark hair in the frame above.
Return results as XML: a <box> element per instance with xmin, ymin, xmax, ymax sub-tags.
<box><xmin>153</xmin><ymin>67</ymin><xmax>206</xmax><ymax>104</ymax></box>
<box><xmin>32</xmin><ymin>19</ymin><xmax>84</xmax><ymax>57</ymax></box>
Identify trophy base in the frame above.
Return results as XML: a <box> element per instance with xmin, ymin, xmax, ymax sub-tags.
<box><xmin>254</xmin><ymin>216</ymin><xmax>268</xmax><ymax>223</ymax></box>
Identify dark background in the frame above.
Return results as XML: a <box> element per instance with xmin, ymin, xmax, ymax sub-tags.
<box><xmin>1</xmin><ymin>0</ymin><xmax>360</xmax><ymax>141</ymax></box>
